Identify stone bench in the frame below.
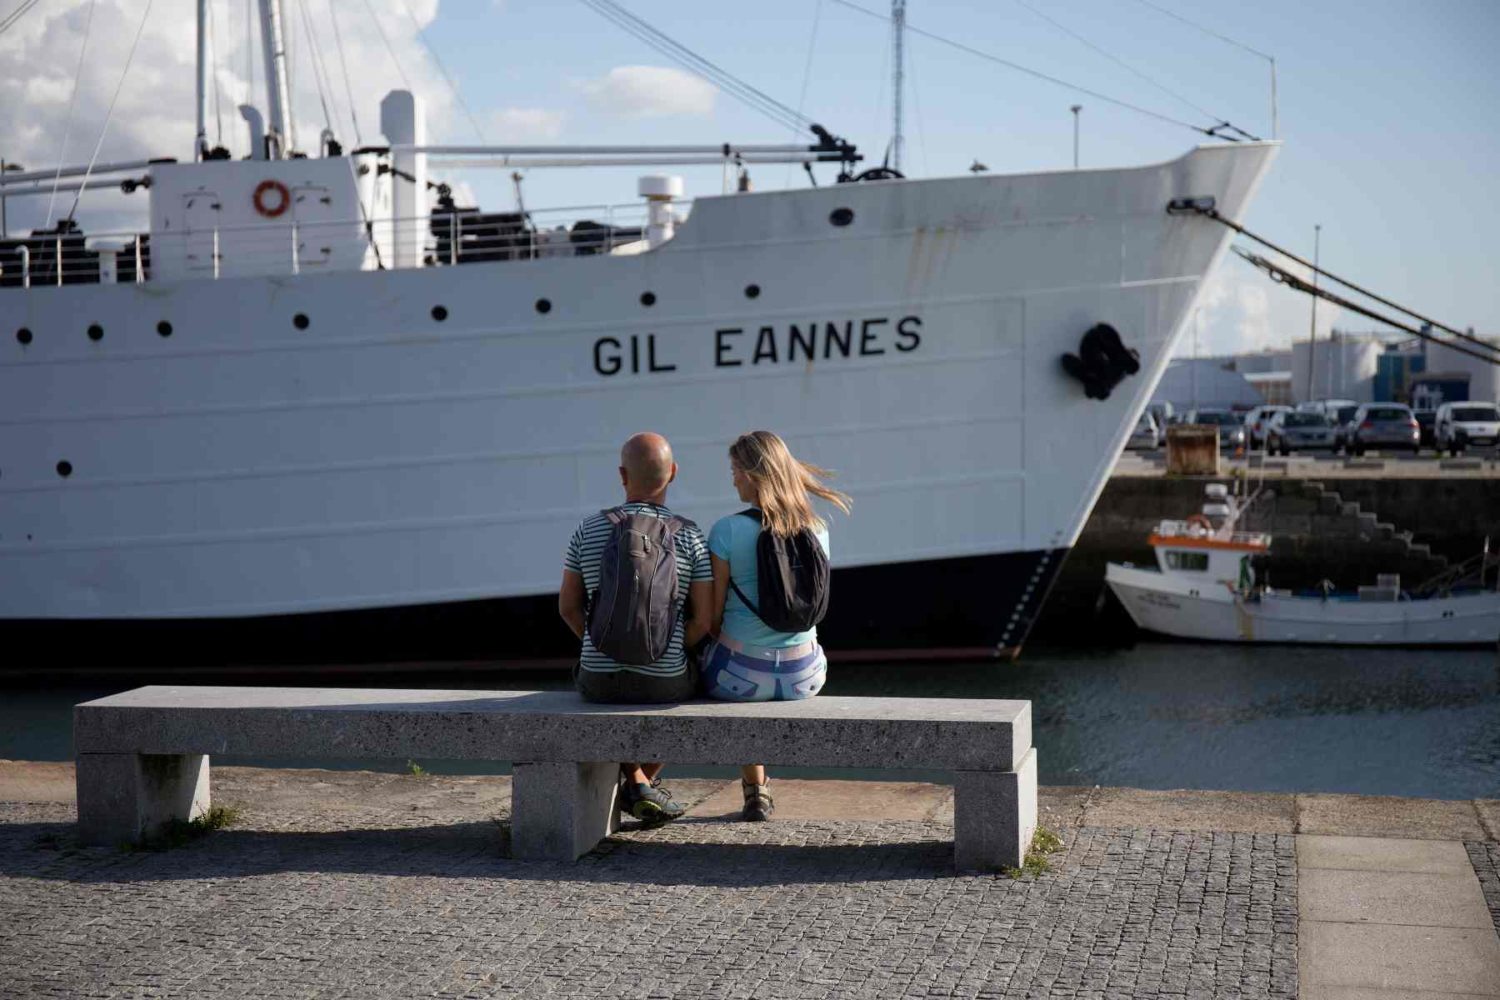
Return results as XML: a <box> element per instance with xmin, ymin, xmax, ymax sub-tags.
<box><xmin>74</xmin><ymin>686</ymin><xmax>1038</xmax><ymax>872</ymax></box>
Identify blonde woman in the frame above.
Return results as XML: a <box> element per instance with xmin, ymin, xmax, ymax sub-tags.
<box><xmin>702</xmin><ymin>430</ymin><xmax>852</xmax><ymax>821</ymax></box>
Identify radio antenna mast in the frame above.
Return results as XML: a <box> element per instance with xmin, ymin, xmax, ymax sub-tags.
<box><xmin>892</xmin><ymin>0</ymin><xmax>906</xmax><ymax>172</ymax></box>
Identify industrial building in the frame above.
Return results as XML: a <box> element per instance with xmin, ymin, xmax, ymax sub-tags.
<box><xmin>1153</xmin><ymin>329</ymin><xmax>1497</xmax><ymax>414</ymax></box>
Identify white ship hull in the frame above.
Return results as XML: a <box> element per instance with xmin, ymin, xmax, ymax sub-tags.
<box><xmin>1</xmin><ymin>143</ymin><xmax>1277</xmax><ymax>661</ymax></box>
<box><xmin>1108</xmin><ymin>564</ymin><xmax>1500</xmax><ymax>646</ymax></box>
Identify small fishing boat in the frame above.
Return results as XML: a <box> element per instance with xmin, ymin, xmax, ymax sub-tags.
<box><xmin>1106</xmin><ymin>484</ymin><xmax>1500</xmax><ymax>646</ymax></box>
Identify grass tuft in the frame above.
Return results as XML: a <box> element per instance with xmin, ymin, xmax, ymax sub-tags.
<box><xmin>1002</xmin><ymin>824</ymin><xmax>1065</xmax><ymax>879</ymax></box>
<box><xmin>405</xmin><ymin>760</ymin><xmax>429</xmax><ymax>778</ymax></box>
<box><xmin>126</xmin><ymin>804</ymin><xmax>242</xmax><ymax>852</ymax></box>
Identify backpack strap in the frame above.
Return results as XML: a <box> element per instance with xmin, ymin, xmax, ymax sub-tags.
<box><xmin>728</xmin><ymin>577</ymin><xmax>762</xmax><ymax>619</ymax></box>
<box><xmin>729</xmin><ymin>508</ymin><xmax>764</xmax><ymax>619</ymax></box>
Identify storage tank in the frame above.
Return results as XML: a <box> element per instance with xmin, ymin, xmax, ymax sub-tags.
<box><xmin>1290</xmin><ymin>332</ymin><xmax>1381</xmax><ymax>403</ymax></box>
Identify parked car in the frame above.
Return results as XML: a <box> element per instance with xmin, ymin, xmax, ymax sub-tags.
<box><xmin>1329</xmin><ymin>403</ymin><xmax>1361</xmax><ymax>453</ymax></box>
<box><xmin>1242</xmin><ymin>405</ymin><xmax>1292</xmax><ymax>449</ymax></box>
<box><xmin>1146</xmin><ymin>401</ymin><xmax>1175</xmax><ymax>431</ymax></box>
<box><xmin>1182</xmin><ymin>408</ymin><xmax>1247</xmax><ymax>450</ymax></box>
<box><xmin>1126</xmin><ymin>411</ymin><xmax>1160</xmax><ymax>450</ymax></box>
<box><xmin>1435</xmin><ymin>401</ymin><xmax>1500</xmax><ymax>454</ymax></box>
<box><xmin>1413</xmin><ymin>408</ymin><xmax>1437</xmax><ymax>451</ymax></box>
<box><xmin>1303</xmin><ymin>398</ymin><xmax>1358</xmax><ymax>419</ymax></box>
<box><xmin>1265</xmin><ymin>410</ymin><xmax>1335</xmax><ymax>454</ymax></box>
<box><xmin>1347</xmin><ymin>403</ymin><xmax>1420</xmax><ymax>455</ymax></box>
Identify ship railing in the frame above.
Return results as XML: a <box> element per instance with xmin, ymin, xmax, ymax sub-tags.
<box><xmin>0</xmin><ymin>199</ymin><xmax>690</xmax><ymax>288</ymax></box>
<box><xmin>1154</xmin><ymin>520</ymin><xmax>1269</xmax><ymax>546</ymax></box>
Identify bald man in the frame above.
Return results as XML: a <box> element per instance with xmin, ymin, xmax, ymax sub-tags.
<box><xmin>559</xmin><ymin>432</ymin><xmax>712</xmax><ymax>823</ymax></box>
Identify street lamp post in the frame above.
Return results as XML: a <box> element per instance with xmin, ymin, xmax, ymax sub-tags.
<box><xmin>1070</xmin><ymin>105</ymin><xmax>1082</xmax><ymax>169</ymax></box>
<box><xmin>1305</xmin><ymin>224</ymin><xmax>1322</xmax><ymax>402</ymax></box>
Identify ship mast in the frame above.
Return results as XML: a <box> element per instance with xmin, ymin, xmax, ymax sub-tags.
<box><xmin>891</xmin><ymin>0</ymin><xmax>905</xmax><ymax>173</ymax></box>
<box><xmin>257</xmin><ymin>0</ymin><xmax>295</xmax><ymax>158</ymax></box>
<box><xmin>195</xmin><ymin>0</ymin><xmax>208</xmax><ymax>160</ymax></box>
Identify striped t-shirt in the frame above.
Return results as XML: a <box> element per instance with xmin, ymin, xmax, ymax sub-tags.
<box><xmin>564</xmin><ymin>502</ymin><xmax>712</xmax><ymax>677</ymax></box>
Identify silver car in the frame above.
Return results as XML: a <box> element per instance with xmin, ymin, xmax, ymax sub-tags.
<box><xmin>1265</xmin><ymin>410</ymin><xmax>1335</xmax><ymax>454</ymax></box>
<box><xmin>1348</xmin><ymin>403</ymin><xmax>1420</xmax><ymax>455</ymax></box>
<box><xmin>1183</xmin><ymin>408</ymin><xmax>1247</xmax><ymax>450</ymax></box>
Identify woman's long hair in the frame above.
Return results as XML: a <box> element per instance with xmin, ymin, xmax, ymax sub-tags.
<box><xmin>729</xmin><ymin>431</ymin><xmax>852</xmax><ymax>538</ymax></box>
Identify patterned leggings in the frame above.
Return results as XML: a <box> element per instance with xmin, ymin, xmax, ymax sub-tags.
<box><xmin>699</xmin><ymin>638</ymin><xmax>827</xmax><ymax>702</ymax></box>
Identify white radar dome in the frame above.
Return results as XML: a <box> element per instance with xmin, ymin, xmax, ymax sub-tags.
<box><xmin>638</xmin><ymin>175</ymin><xmax>684</xmax><ymax>199</ymax></box>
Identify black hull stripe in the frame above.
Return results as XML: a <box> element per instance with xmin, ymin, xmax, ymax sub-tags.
<box><xmin>4</xmin><ymin>549</ymin><xmax>1071</xmax><ymax>672</ymax></box>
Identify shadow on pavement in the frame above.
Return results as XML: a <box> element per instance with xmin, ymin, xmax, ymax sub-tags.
<box><xmin>0</xmin><ymin>816</ymin><xmax>959</xmax><ymax>887</ymax></box>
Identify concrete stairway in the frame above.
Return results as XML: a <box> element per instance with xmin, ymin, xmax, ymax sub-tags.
<box><xmin>1251</xmin><ymin>480</ymin><xmax>1449</xmax><ymax>586</ymax></box>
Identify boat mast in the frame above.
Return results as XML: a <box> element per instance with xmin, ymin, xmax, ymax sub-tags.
<box><xmin>257</xmin><ymin>0</ymin><xmax>294</xmax><ymax>158</ymax></box>
<box><xmin>891</xmin><ymin>0</ymin><xmax>905</xmax><ymax>173</ymax></box>
<box><xmin>195</xmin><ymin>0</ymin><xmax>208</xmax><ymax>160</ymax></box>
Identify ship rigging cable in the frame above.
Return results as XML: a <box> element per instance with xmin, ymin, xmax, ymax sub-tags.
<box><xmin>327</xmin><ymin>0</ymin><xmax>362</xmax><ymax>143</ymax></box>
<box><xmin>207</xmin><ymin>0</ymin><xmax>224</xmax><ymax>145</ymax></box>
<box><xmin>1012</xmin><ymin>0</ymin><xmax>1226</xmax><ymax>127</ymax></box>
<box><xmin>1233</xmin><ymin>247</ymin><xmax>1500</xmax><ymax>368</ymax></box>
<box><xmin>399</xmin><ymin>0</ymin><xmax>486</xmax><ymax>142</ymax></box>
<box><xmin>359</xmin><ymin>0</ymin><xmax>412</xmax><ymax>91</ymax></box>
<box><xmin>0</xmin><ymin>0</ymin><xmax>43</xmax><ymax>37</ymax></box>
<box><xmin>829</xmin><ymin>0</ymin><xmax>1259</xmax><ymax>142</ymax></box>
<box><xmin>45</xmin><ymin>0</ymin><xmax>97</xmax><ymax>227</ymax></box>
<box><xmin>66</xmin><ymin>0</ymin><xmax>153</xmax><ymax>224</ymax></box>
<box><xmin>293</xmin><ymin>0</ymin><xmax>337</xmax><ymax>139</ymax></box>
<box><xmin>1169</xmin><ymin>199</ymin><xmax>1500</xmax><ymax>366</ymax></box>
<box><xmin>1126</xmin><ymin>0</ymin><xmax>1277</xmax><ymax>137</ymax></box>
<box><xmin>579</xmin><ymin>0</ymin><xmax>813</xmax><ymax>134</ymax></box>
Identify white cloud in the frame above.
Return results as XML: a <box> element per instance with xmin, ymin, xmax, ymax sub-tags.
<box><xmin>1180</xmin><ymin>253</ymin><xmax>1345</xmax><ymax>359</ymax></box>
<box><xmin>0</xmin><ymin>0</ymin><xmax>456</xmax><ymax>233</ymax></box>
<box><xmin>580</xmin><ymin>65</ymin><xmax>716</xmax><ymax>119</ymax></box>
<box><xmin>487</xmin><ymin>107</ymin><xmax>566</xmax><ymax>142</ymax></box>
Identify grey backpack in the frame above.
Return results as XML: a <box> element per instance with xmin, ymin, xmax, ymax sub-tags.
<box><xmin>587</xmin><ymin>507</ymin><xmax>689</xmax><ymax>666</ymax></box>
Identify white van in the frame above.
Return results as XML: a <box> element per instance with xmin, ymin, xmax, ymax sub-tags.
<box><xmin>1434</xmin><ymin>401</ymin><xmax>1500</xmax><ymax>454</ymax></box>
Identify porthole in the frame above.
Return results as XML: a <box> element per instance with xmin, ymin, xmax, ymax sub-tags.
<box><xmin>829</xmin><ymin>207</ymin><xmax>854</xmax><ymax>227</ymax></box>
<box><xmin>87</xmin><ymin>323</ymin><xmax>103</xmax><ymax>341</ymax></box>
<box><xmin>293</xmin><ymin>313</ymin><xmax>310</xmax><ymax>330</ymax></box>
<box><xmin>431</xmin><ymin>305</ymin><xmax>448</xmax><ymax>322</ymax></box>
<box><xmin>16</xmin><ymin>328</ymin><xmax>32</xmax><ymax>345</ymax></box>
<box><xmin>744</xmin><ymin>284</ymin><xmax>761</xmax><ymax>299</ymax></box>
<box><xmin>157</xmin><ymin>321</ymin><xmax>173</xmax><ymax>337</ymax></box>
<box><xmin>56</xmin><ymin>461</ymin><xmax>73</xmax><ymax>478</ymax></box>
<box><xmin>639</xmin><ymin>291</ymin><xmax>656</xmax><ymax>307</ymax></box>
<box><xmin>535</xmin><ymin>298</ymin><xmax>552</xmax><ymax>314</ymax></box>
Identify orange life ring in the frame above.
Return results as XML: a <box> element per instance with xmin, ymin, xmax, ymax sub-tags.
<box><xmin>1186</xmin><ymin>513</ymin><xmax>1213</xmax><ymax>533</ymax></box>
<box><xmin>252</xmin><ymin>179</ymin><xmax>290</xmax><ymax>218</ymax></box>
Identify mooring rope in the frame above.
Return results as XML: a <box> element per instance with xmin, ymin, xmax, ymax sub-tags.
<box><xmin>1171</xmin><ymin>200</ymin><xmax>1500</xmax><ymax>366</ymax></box>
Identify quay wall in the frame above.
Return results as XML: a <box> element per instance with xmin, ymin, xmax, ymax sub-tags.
<box><xmin>1031</xmin><ymin>474</ymin><xmax>1500</xmax><ymax>641</ymax></box>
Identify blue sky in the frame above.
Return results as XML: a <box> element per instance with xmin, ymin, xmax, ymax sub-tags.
<box><xmin>3</xmin><ymin>0</ymin><xmax>1496</xmax><ymax>355</ymax></box>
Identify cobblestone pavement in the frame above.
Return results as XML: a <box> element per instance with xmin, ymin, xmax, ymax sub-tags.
<box><xmin>1469</xmin><ymin>841</ymin><xmax>1500</xmax><ymax>940</ymax></box>
<box><xmin>0</xmin><ymin>770</ymin><xmax>1297</xmax><ymax>999</ymax></box>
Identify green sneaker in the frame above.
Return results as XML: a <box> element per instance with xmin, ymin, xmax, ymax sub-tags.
<box><xmin>621</xmin><ymin>778</ymin><xmax>685</xmax><ymax>824</ymax></box>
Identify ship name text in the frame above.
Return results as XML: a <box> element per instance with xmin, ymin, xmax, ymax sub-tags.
<box><xmin>592</xmin><ymin>315</ymin><xmax>923</xmax><ymax>377</ymax></box>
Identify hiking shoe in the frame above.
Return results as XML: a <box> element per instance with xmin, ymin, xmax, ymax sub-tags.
<box><xmin>741</xmin><ymin>779</ymin><xmax>774</xmax><ymax>822</ymax></box>
<box><xmin>621</xmin><ymin>778</ymin><xmax>686</xmax><ymax>824</ymax></box>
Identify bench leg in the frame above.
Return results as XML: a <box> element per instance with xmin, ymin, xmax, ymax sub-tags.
<box><xmin>510</xmin><ymin>761</ymin><xmax>621</xmax><ymax>861</ymax></box>
<box><xmin>76</xmin><ymin>753</ymin><xmax>211</xmax><ymax>846</ymax></box>
<box><xmin>952</xmin><ymin>747</ymin><xmax>1037</xmax><ymax>873</ymax></box>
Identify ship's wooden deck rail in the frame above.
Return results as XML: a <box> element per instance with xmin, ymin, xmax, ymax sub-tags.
<box><xmin>73</xmin><ymin>687</ymin><xmax>1037</xmax><ymax>872</ymax></box>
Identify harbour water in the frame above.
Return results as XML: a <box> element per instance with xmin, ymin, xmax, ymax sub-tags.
<box><xmin>6</xmin><ymin>641</ymin><xmax>1497</xmax><ymax>799</ymax></box>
